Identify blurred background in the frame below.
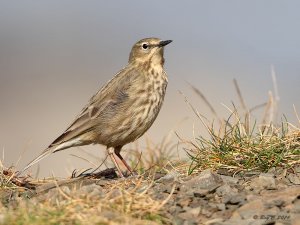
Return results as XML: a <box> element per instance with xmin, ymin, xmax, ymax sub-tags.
<box><xmin>0</xmin><ymin>1</ymin><xmax>299</xmax><ymax>177</ymax></box>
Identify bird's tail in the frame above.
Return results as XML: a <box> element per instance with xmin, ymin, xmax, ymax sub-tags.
<box><xmin>19</xmin><ymin>147</ymin><xmax>54</xmax><ymax>175</ymax></box>
<box><xmin>18</xmin><ymin>138</ymin><xmax>84</xmax><ymax>175</ymax></box>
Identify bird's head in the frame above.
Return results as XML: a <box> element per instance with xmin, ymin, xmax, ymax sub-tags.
<box><xmin>128</xmin><ymin>38</ymin><xmax>172</xmax><ymax>66</ymax></box>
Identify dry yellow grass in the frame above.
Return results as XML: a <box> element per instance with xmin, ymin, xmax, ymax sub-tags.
<box><xmin>0</xmin><ymin>167</ymin><xmax>176</xmax><ymax>225</ymax></box>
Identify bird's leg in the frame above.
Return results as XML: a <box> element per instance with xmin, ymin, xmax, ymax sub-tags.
<box><xmin>107</xmin><ymin>147</ymin><xmax>124</xmax><ymax>177</ymax></box>
<box><xmin>114</xmin><ymin>146</ymin><xmax>133</xmax><ymax>175</ymax></box>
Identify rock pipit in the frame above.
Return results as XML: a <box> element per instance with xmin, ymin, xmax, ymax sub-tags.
<box><xmin>22</xmin><ymin>38</ymin><xmax>172</xmax><ymax>177</ymax></box>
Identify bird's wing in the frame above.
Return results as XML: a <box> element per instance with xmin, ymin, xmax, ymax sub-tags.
<box><xmin>47</xmin><ymin>65</ymin><xmax>141</xmax><ymax>150</ymax></box>
<box><xmin>20</xmin><ymin>66</ymin><xmax>141</xmax><ymax>174</ymax></box>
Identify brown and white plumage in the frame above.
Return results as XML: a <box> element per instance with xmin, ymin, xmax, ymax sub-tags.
<box><xmin>22</xmin><ymin>38</ymin><xmax>172</xmax><ymax>176</ymax></box>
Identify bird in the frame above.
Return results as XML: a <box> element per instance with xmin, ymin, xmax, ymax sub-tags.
<box><xmin>21</xmin><ymin>37</ymin><xmax>172</xmax><ymax>177</ymax></box>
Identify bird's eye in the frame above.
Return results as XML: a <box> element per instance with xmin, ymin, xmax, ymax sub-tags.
<box><xmin>142</xmin><ymin>43</ymin><xmax>149</xmax><ymax>50</ymax></box>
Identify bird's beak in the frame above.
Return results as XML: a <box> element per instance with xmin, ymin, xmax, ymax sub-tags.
<box><xmin>157</xmin><ymin>40</ymin><xmax>173</xmax><ymax>47</ymax></box>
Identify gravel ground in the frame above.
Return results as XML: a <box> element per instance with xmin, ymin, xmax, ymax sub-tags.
<box><xmin>151</xmin><ymin>168</ymin><xmax>300</xmax><ymax>225</ymax></box>
<box><xmin>3</xmin><ymin>167</ymin><xmax>300</xmax><ymax>225</ymax></box>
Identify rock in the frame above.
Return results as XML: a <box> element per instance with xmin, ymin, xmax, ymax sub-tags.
<box><xmin>231</xmin><ymin>186</ymin><xmax>300</xmax><ymax>224</ymax></box>
<box><xmin>220</xmin><ymin>175</ymin><xmax>239</xmax><ymax>185</ymax></box>
<box><xmin>176</xmin><ymin>196</ymin><xmax>192</xmax><ymax>208</ymax></box>
<box><xmin>101</xmin><ymin>210</ymin><xmax>119</xmax><ymax>220</ymax></box>
<box><xmin>287</xmin><ymin>198</ymin><xmax>300</xmax><ymax>213</ymax></box>
<box><xmin>249</xmin><ymin>173</ymin><xmax>276</xmax><ymax>192</ymax></box>
<box><xmin>254</xmin><ymin>207</ymin><xmax>281</xmax><ymax>223</ymax></box>
<box><xmin>109</xmin><ymin>189</ymin><xmax>122</xmax><ymax>198</ymax></box>
<box><xmin>74</xmin><ymin>184</ymin><xmax>104</xmax><ymax>198</ymax></box>
<box><xmin>95</xmin><ymin>179</ymin><xmax>112</xmax><ymax>186</ymax></box>
<box><xmin>0</xmin><ymin>213</ymin><xmax>5</xmax><ymax>224</ymax></box>
<box><xmin>40</xmin><ymin>187</ymin><xmax>69</xmax><ymax>203</ymax></box>
<box><xmin>183</xmin><ymin>206</ymin><xmax>201</xmax><ymax>217</ymax></box>
<box><xmin>181</xmin><ymin>169</ymin><xmax>223</xmax><ymax>193</ymax></box>
<box><xmin>287</xmin><ymin>173</ymin><xmax>300</xmax><ymax>185</ymax></box>
<box><xmin>216</xmin><ymin>184</ymin><xmax>246</xmax><ymax>206</ymax></box>
<box><xmin>200</xmin><ymin>206</ymin><xmax>214</xmax><ymax>217</ymax></box>
<box><xmin>258</xmin><ymin>173</ymin><xmax>276</xmax><ymax>189</ymax></box>
<box><xmin>222</xmin><ymin>218</ymin><xmax>265</xmax><ymax>225</ymax></box>
<box><xmin>277</xmin><ymin>180</ymin><xmax>289</xmax><ymax>190</ymax></box>
<box><xmin>207</xmin><ymin>202</ymin><xmax>226</xmax><ymax>211</ymax></box>
<box><xmin>224</xmin><ymin>194</ymin><xmax>246</xmax><ymax>205</ymax></box>
<box><xmin>156</xmin><ymin>170</ymin><xmax>181</xmax><ymax>184</ymax></box>
<box><xmin>246</xmin><ymin>194</ymin><xmax>259</xmax><ymax>202</ymax></box>
<box><xmin>152</xmin><ymin>182</ymin><xmax>171</xmax><ymax>194</ymax></box>
<box><xmin>172</xmin><ymin>217</ymin><xmax>184</xmax><ymax>225</ymax></box>
<box><xmin>168</xmin><ymin>205</ymin><xmax>182</xmax><ymax>214</ymax></box>
<box><xmin>263</xmin><ymin>198</ymin><xmax>285</xmax><ymax>208</ymax></box>
<box><xmin>277</xmin><ymin>177</ymin><xmax>291</xmax><ymax>186</ymax></box>
<box><xmin>153</xmin><ymin>171</ymin><xmax>167</xmax><ymax>180</ymax></box>
<box><xmin>263</xmin><ymin>186</ymin><xmax>300</xmax><ymax>207</ymax></box>
<box><xmin>216</xmin><ymin>184</ymin><xmax>238</xmax><ymax>197</ymax></box>
<box><xmin>243</xmin><ymin>171</ymin><xmax>260</xmax><ymax>177</ymax></box>
<box><xmin>291</xmin><ymin>215</ymin><xmax>300</xmax><ymax>225</ymax></box>
<box><xmin>60</xmin><ymin>186</ymin><xmax>71</xmax><ymax>195</ymax></box>
<box><xmin>294</xmin><ymin>166</ymin><xmax>300</xmax><ymax>173</ymax></box>
<box><xmin>205</xmin><ymin>218</ymin><xmax>224</xmax><ymax>225</ymax></box>
<box><xmin>231</xmin><ymin>199</ymin><xmax>264</xmax><ymax>219</ymax></box>
<box><xmin>217</xmin><ymin>168</ymin><xmax>234</xmax><ymax>176</ymax></box>
<box><xmin>267</xmin><ymin>167</ymin><xmax>276</xmax><ymax>174</ymax></box>
<box><xmin>216</xmin><ymin>203</ymin><xmax>226</xmax><ymax>211</ymax></box>
<box><xmin>278</xmin><ymin>168</ymin><xmax>287</xmax><ymax>178</ymax></box>
<box><xmin>177</xmin><ymin>211</ymin><xmax>198</xmax><ymax>223</ymax></box>
<box><xmin>172</xmin><ymin>217</ymin><xmax>198</xmax><ymax>225</ymax></box>
<box><xmin>194</xmin><ymin>189</ymin><xmax>210</xmax><ymax>197</ymax></box>
<box><xmin>80</xmin><ymin>184</ymin><xmax>103</xmax><ymax>194</ymax></box>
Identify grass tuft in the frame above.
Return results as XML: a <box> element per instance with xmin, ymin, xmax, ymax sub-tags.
<box><xmin>186</xmin><ymin>113</ymin><xmax>300</xmax><ymax>174</ymax></box>
<box><xmin>185</xmin><ymin>78</ymin><xmax>300</xmax><ymax>175</ymax></box>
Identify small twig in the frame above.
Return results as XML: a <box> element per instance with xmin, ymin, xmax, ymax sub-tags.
<box><xmin>53</xmin><ymin>179</ymin><xmax>73</xmax><ymax>201</ymax></box>
<box><xmin>70</xmin><ymin>154</ymin><xmax>98</xmax><ymax>168</ymax></box>
<box><xmin>233</xmin><ymin>78</ymin><xmax>247</xmax><ymax>111</ymax></box>
<box><xmin>187</xmin><ymin>81</ymin><xmax>219</xmax><ymax>119</ymax></box>
<box><xmin>179</xmin><ymin>90</ymin><xmax>214</xmax><ymax>137</ymax></box>
<box><xmin>293</xmin><ymin>104</ymin><xmax>300</xmax><ymax>125</ymax></box>
<box><xmin>155</xmin><ymin>184</ymin><xmax>176</xmax><ymax>211</ymax></box>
